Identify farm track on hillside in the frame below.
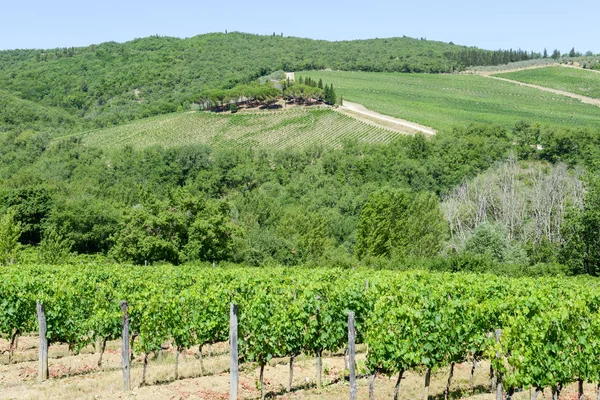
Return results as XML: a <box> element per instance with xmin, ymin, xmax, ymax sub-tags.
<box><xmin>301</xmin><ymin>70</ymin><xmax>600</xmax><ymax>131</ymax></box>
<box><xmin>485</xmin><ymin>75</ymin><xmax>600</xmax><ymax>107</ymax></box>
<box><xmin>337</xmin><ymin>101</ymin><xmax>436</xmax><ymax>136</ymax></box>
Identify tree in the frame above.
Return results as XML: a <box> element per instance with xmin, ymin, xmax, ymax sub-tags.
<box><xmin>355</xmin><ymin>188</ymin><xmax>447</xmax><ymax>259</ymax></box>
<box><xmin>184</xmin><ymin>200</ymin><xmax>240</xmax><ymax>262</ymax></box>
<box><xmin>0</xmin><ymin>210</ymin><xmax>21</xmax><ymax>265</ymax></box>
<box><xmin>109</xmin><ymin>199</ymin><xmax>189</xmax><ymax>265</ymax></box>
<box><xmin>569</xmin><ymin>47</ymin><xmax>577</xmax><ymax>57</ymax></box>
<box><xmin>552</xmin><ymin>49</ymin><xmax>561</xmax><ymax>60</ymax></box>
<box><xmin>543</xmin><ymin>48</ymin><xmax>548</xmax><ymax>59</ymax></box>
<box><xmin>464</xmin><ymin>223</ymin><xmax>509</xmax><ymax>262</ymax></box>
<box><xmin>38</xmin><ymin>226</ymin><xmax>74</xmax><ymax>265</ymax></box>
<box><xmin>560</xmin><ymin>175</ymin><xmax>600</xmax><ymax>275</ymax></box>
<box><xmin>324</xmin><ymin>84</ymin><xmax>337</xmax><ymax>105</ymax></box>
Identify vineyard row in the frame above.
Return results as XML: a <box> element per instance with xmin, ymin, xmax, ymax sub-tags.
<box><xmin>2</xmin><ymin>265</ymin><xmax>600</xmax><ymax>399</ymax></box>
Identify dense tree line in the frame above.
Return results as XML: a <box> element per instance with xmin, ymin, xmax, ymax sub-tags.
<box><xmin>453</xmin><ymin>48</ymin><xmax>537</xmax><ymax>68</ymax></box>
<box><xmin>0</xmin><ymin>33</ymin><xmax>536</xmax><ymax>135</ymax></box>
<box><xmin>2</xmin><ymin>119</ymin><xmax>600</xmax><ymax>275</ymax></box>
<box><xmin>196</xmin><ymin>76</ymin><xmax>337</xmax><ymax>111</ymax></box>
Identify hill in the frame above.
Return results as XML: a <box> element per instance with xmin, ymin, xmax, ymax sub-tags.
<box><xmin>0</xmin><ymin>89</ymin><xmax>80</xmax><ymax>135</ymax></box>
<box><xmin>0</xmin><ymin>32</ymin><xmax>534</xmax><ymax>135</ymax></box>
<box><xmin>300</xmin><ymin>70</ymin><xmax>600</xmax><ymax>131</ymax></box>
<box><xmin>494</xmin><ymin>66</ymin><xmax>600</xmax><ymax>99</ymax></box>
<box><xmin>77</xmin><ymin>108</ymin><xmax>402</xmax><ymax>150</ymax></box>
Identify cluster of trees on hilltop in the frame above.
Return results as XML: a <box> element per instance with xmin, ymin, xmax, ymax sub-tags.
<box><xmin>2</xmin><ymin>118</ymin><xmax>600</xmax><ymax>275</ymax></box>
<box><xmin>197</xmin><ymin>76</ymin><xmax>338</xmax><ymax>111</ymax></box>
<box><xmin>197</xmin><ymin>83</ymin><xmax>281</xmax><ymax>111</ymax></box>
<box><xmin>0</xmin><ymin>33</ymin><xmax>540</xmax><ymax>136</ymax></box>
<box><xmin>283</xmin><ymin>76</ymin><xmax>337</xmax><ymax>105</ymax></box>
<box><xmin>453</xmin><ymin>48</ymin><xmax>537</xmax><ymax>68</ymax></box>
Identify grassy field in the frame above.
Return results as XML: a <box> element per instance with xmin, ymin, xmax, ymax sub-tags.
<box><xmin>300</xmin><ymin>70</ymin><xmax>600</xmax><ymax>131</ymax></box>
<box><xmin>79</xmin><ymin>107</ymin><xmax>401</xmax><ymax>150</ymax></box>
<box><xmin>495</xmin><ymin>66</ymin><xmax>600</xmax><ymax>99</ymax></box>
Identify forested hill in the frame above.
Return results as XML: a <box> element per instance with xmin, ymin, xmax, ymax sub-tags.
<box><xmin>0</xmin><ymin>32</ymin><xmax>534</xmax><ymax>134</ymax></box>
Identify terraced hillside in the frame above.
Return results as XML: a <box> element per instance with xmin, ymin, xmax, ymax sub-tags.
<box><xmin>79</xmin><ymin>108</ymin><xmax>401</xmax><ymax>150</ymax></box>
<box><xmin>495</xmin><ymin>66</ymin><xmax>600</xmax><ymax>99</ymax></box>
<box><xmin>300</xmin><ymin>70</ymin><xmax>600</xmax><ymax>131</ymax></box>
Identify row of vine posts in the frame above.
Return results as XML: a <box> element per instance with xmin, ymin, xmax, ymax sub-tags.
<box><xmin>34</xmin><ymin>300</ymin><xmax>359</xmax><ymax>400</ymax></box>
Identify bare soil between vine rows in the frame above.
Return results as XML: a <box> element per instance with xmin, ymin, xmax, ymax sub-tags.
<box><xmin>0</xmin><ymin>336</ymin><xmax>594</xmax><ymax>399</ymax></box>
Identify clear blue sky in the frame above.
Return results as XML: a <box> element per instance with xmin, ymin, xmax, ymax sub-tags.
<box><xmin>1</xmin><ymin>0</ymin><xmax>598</xmax><ymax>53</ymax></box>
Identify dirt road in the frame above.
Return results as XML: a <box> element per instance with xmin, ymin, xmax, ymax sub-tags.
<box><xmin>337</xmin><ymin>101</ymin><xmax>437</xmax><ymax>136</ymax></box>
<box><xmin>485</xmin><ymin>75</ymin><xmax>600</xmax><ymax>107</ymax></box>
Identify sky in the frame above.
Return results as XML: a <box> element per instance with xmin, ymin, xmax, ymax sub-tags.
<box><xmin>1</xmin><ymin>0</ymin><xmax>598</xmax><ymax>53</ymax></box>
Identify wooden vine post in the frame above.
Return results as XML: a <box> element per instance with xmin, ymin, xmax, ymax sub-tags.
<box><xmin>229</xmin><ymin>303</ymin><xmax>239</xmax><ymax>400</ymax></box>
<box><xmin>36</xmin><ymin>300</ymin><xmax>48</xmax><ymax>382</ymax></box>
<box><xmin>495</xmin><ymin>329</ymin><xmax>503</xmax><ymax>400</ymax></box>
<box><xmin>348</xmin><ymin>311</ymin><xmax>357</xmax><ymax>400</ymax></box>
<box><xmin>120</xmin><ymin>301</ymin><xmax>131</xmax><ymax>391</ymax></box>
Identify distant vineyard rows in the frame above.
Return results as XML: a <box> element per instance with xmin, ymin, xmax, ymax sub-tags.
<box><xmin>300</xmin><ymin>70</ymin><xmax>600</xmax><ymax>131</ymax></box>
<box><xmin>80</xmin><ymin>108</ymin><xmax>401</xmax><ymax>150</ymax></box>
<box><xmin>495</xmin><ymin>66</ymin><xmax>600</xmax><ymax>100</ymax></box>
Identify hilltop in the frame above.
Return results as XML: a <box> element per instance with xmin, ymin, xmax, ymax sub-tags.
<box><xmin>0</xmin><ymin>32</ymin><xmax>534</xmax><ymax>135</ymax></box>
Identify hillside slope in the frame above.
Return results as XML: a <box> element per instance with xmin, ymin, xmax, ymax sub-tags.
<box><xmin>0</xmin><ymin>89</ymin><xmax>80</xmax><ymax>135</ymax></box>
<box><xmin>78</xmin><ymin>108</ymin><xmax>402</xmax><ymax>150</ymax></box>
<box><xmin>301</xmin><ymin>70</ymin><xmax>600</xmax><ymax>131</ymax></box>
<box><xmin>494</xmin><ymin>66</ymin><xmax>600</xmax><ymax>99</ymax></box>
<box><xmin>0</xmin><ymin>32</ymin><xmax>531</xmax><ymax>135</ymax></box>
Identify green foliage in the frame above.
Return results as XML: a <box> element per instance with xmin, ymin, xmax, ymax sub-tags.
<box><xmin>464</xmin><ymin>223</ymin><xmax>509</xmax><ymax>262</ymax></box>
<box><xmin>2</xmin><ymin>265</ymin><xmax>600</xmax><ymax>397</ymax></box>
<box><xmin>300</xmin><ymin>70</ymin><xmax>600</xmax><ymax>131</ymax></box>
<box><xmin>0</xmin><ymin>186</ymin><xmax>52</xmax><ymax>245</ymax></box>
<box><xmin>1</xmin><ymin>112</ymin><xmax>599</xmax><ymax>270</ymax></box>
<box><xmin>496</xmin><ymin>66</ymin><xmax>600</xmax><ymax>99</ymax></box>
<box><xmin>109</xmin><ymin>200</ymin><xmax>190</xmax><ymax>265</ymax></box>
<box><xmin>46</xmin><ymin>197</ymin><xmax>121</xmax><ymax>254</ymax></box>
<box><xmin>0</xmin><ymin>33</ymin><xmax>525</xmax><ymax>136</ymax></box>
<box><xmin>323</xmin><ymin>84</ymin><xmax>337</xmax><ymax>105</ymax></box>
<box><xmin>109</xmin><ymin>194</ymin><xmax>239</xmax><ymax>265</ymax></box>
<box><xmin>560</xmin><ymin>175</ymin><xmax>600</xmax><ymax>275</ymax></box>
<box><xmin>0</xmin><ymin>210</ymin><xmax>21</xmax><ymax>265</ymax></box>
<box><xmin>81</xmin><ymin>108</ymin><xmax>399</xmax><ymax>151</ymax></box>
<box><xmin>355</xmin><ymin>188</ymin><xmax>447</xmax><ymax>259</ymax></box>
<box><xmin>37</xmin><ymin>226</ymin><xmax>74</xmax><ymax>265</ymax></box>
<box><xmin>184</xmin><ymin>200</ymin><xmax>240</xmax><ymax>262</ymax></box>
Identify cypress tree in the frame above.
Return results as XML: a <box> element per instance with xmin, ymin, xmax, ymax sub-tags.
<box><xmin>323</xmin><ymin>84</ymin><xmax>330</xmax><ymax>103</ymax></box>
<box><xmin>543</xmin><ymin>48</ymin><xmax>548</xmax><ymax>58</ymax></box>
<box><xmin>328</xmin><ymin>85</ymin><xmax>337</xmax><ymax>105</ymax></box>
<box><xmin>318</xmin><ymin>79</ymin><xmax>323</xmax><ymax>89</ymax></box>
<box><xmin>552</xmin><ymin>49</ymin><xmax>561</xmax><ymax>60</ymax></box>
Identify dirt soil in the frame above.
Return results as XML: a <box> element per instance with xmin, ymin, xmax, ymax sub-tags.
<box><xmin>337</xmin><ymin>101</ymin><xmax>437</xmax><ymax>136</ymax></box>
<box><xmin>2</xmin><ymin>336</ymin><xmax>596</xmax><ymax>399</ymax></box>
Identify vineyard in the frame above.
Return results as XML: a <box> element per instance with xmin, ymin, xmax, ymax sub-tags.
<box><xmin>76</xmin><ymin>108</ymin><xmax>401</xmax><ymax>150</ymax></box>
<box><xmin>495</xmin><ymin>66</ymin><xmax>600</xmax><ymax>99</ymax></box>
<box><xmin>299</xmin><ymin>70</ymin><xmax>600</xmax><ymax>131</ymax></box>
<box><xmin>2</xmin><ymin>265</ymin><xmax>600</xmax><ymax>399</ymax></box>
